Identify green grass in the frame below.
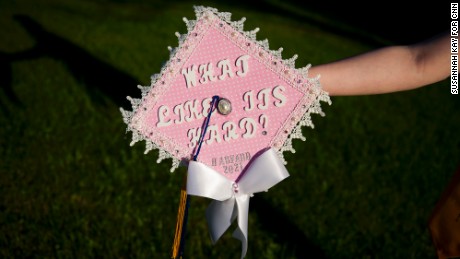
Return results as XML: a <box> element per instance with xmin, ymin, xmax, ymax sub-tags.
<box><xmin>1</xmin><ymin>0</ymin><xmax>459</xmax><ymax>258</ymax></box>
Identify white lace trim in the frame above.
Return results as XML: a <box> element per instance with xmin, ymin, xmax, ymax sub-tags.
<box><xmin>120</xmin><ymin>6</ymin><xmax>331</xmax><ymax>172</ymax></box>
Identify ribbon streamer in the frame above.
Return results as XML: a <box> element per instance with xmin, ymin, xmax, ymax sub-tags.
<box><xmin>186</xmin><ymin>148</ymin><xmax>289</xmax><ymax>258</ymax></box>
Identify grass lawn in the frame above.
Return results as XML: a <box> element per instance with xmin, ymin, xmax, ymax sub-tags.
<box><xmin>1</xmin><ymin>0</ymin><xmax>459</xmax><ymax>258</ymax></box>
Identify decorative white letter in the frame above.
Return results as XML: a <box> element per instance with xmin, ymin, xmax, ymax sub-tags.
<box><xmin>257</xmin><ymin>88</ymin><xmax>271</xmax><ymax>110</ymax></box>
<box><xmin>198</xmin><ymin>62</ymin><xmax>216</xmax><ymax>84</ymax></box>
<box><xmin>184</xmin><ymin>99</ymin><xmax>203</xmax><ymax>122</ymax></box>
<box><xmin>259</xmin><ymin>114</ymin><xmax>268</xmax><ymax>129</ymax></box>
<box><xmin>188</xmin><ymin>127</ymin><xmax>201</xmax><ymax>148</ymax></box>
<box><xmin>273</xmin><ymin>85</ymin><xmax>287</xmax><ymax>107</ymax></box>
<box><xmin>157</xmin><ymin>105</ymin><xmax>172</xmax><ymax>127</ymax></box>
<box><xmin>243</xmin><ymin>91</ymin><xmax>255</xmax><ymax>111</ymax></box>
<box><xmin>222</xmin><ymin>121</ymin><xmax>239</xmax><ymax>141</ymax></box>
<box><xmin>217</xmin><ymin>59</ymin><xmax>234</xmax><ymax>80</ymax></box>
<box><xmin>201</xmin><ymin>97</ymin><xmax>213</xmax><ymax>117</ymax></box>
<box><xmin>173</xmin><ymin>103</ymin><xmax>186</xmax><ymax>124</ymax></box>
<box><xmin>239</xmin><ymin>117</ymin><xmax>257</xmax><ymax>139</ymax></box>
<box><xmin>236</xmin><ymin>55</ymin><xmax>250</xmax><ymax>77</ymax></box>
<box><xmin>181</xmin><ymin>65</ymin><xmax>196</xmax><ymax>88</ymax></box>
<box><xmin>206</xmin><ymin>125</ymin><xmax>222</xmax><ymax>144</ymax></box>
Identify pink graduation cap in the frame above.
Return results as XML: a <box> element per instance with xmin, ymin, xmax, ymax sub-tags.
<box><xmin>121</xmin><ymin>6</ymin><xmax>330</xmax><ymax>258</ymax></box>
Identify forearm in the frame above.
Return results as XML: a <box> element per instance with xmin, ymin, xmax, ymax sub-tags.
<box><xmin>310</xmin><ymin>34</ymin><xmax>451</xmax><ymax>96</ymax></box>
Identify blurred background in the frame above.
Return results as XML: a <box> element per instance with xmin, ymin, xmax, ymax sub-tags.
<box><xmin>0</xmin><ymin>0</ymin><xmax>458</xmax><ymax>258</ymax></box>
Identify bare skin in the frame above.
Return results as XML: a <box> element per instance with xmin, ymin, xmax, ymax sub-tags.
<box><xmin>309</xmin><ymin>33</ymin><xmax>452</xmax><ymax>96</ymax></box>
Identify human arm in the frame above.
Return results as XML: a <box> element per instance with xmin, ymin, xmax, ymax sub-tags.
<box><xmin>309</xmin><ymin>33</ymin><xmax>451</xmax><ymax>96</ymax></box>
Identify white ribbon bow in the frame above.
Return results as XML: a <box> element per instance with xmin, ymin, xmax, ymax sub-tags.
<box><xmin>186</xmin><ymin>148</ymin><xmax>289</xmax><ymax>258</ymax></box>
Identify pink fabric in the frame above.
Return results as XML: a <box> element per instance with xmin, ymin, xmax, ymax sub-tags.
<box><xmin>131</xmin><ymin>13</ymin><xmax>313</xmax><ymax>181</ymax></box>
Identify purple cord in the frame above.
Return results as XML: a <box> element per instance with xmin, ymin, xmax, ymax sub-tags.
<box><xmin>179</xmin><ymin>95</ymin><xmax>219</xmax><ymax>258</ymax></box>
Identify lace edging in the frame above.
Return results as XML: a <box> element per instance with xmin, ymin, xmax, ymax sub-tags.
<box><xmin>275</xmin><ymin>76</ymin><xmax>331</xmax><ymax>164</ymax></box>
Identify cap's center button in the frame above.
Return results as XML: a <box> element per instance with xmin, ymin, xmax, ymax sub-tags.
<box><xmin>217</xmin><ymin>98</ymin><xmax>232</xmax><ymax>115</ymax></box>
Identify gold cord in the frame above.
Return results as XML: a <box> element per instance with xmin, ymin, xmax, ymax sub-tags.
<box><xmin>171</xmin><ymin>181</ymin><xmax>188</xmax><ymax>259</ymax></box>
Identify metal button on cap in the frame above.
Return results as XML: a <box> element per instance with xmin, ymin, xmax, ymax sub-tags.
<box><xmin>217</xmin><ymin>98</ymin><xmax>232</xmax><ymax>115</ymax></box>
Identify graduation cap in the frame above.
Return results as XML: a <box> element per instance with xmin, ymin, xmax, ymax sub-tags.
<box><xmin>120</xmin><ymin>6</ymin><xmax>331</xmax><ymax>258</ymax></box>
